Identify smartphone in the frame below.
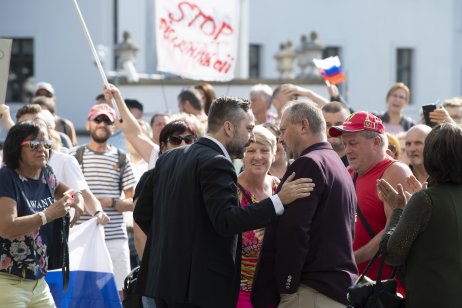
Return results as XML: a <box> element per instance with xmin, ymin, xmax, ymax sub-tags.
<box><xmin>422</xmin><ymin>104</ymin><xmax>437</xmax><ymax>127</ymax></box>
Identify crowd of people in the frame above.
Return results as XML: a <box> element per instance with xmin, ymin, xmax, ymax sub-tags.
<box><xmin>0</xmin><ymin>79</ymin><xmax>462</xmax><ymax>308</ymax></box>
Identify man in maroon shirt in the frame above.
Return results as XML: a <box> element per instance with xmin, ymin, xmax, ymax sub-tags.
<box><xmin>252</xmin><ymin>100</ymin><xmax>358</xmax><ymax>308</ymax></box>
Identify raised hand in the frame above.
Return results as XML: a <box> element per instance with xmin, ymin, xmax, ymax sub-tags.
<box><xmin>376</xmin><ymin>179</ymin><xmax>407</xmax><ymax>210</ymax></box>
<box><xmin>405</xmin><ymin>175</ymin><xmax>427</xmax><ymax>195</ymax></box>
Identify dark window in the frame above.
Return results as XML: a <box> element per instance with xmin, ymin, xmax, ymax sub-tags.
<box><xmin>249</xmin><ymin>44</ymin><xmax>261</xmax><ymax>78</ymax></box>
<box><xmin>322</xmin><ymin>46</ymin><xmax>341</xmax><ymax>59</ymax></box>
<box><xmin>396</xmin><ymin>48</ymin><xmax>413</xmax><ymax>98</ymax></box>
<box><xmin>6</xmin><ymin>38</ymin><xmax>34</xmax><ymax>103</ymax></box>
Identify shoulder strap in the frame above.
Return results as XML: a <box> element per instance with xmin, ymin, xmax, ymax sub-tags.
<box><xmin>237</xmin><ymin>183</ymin><xmax>253</xmax><ymax>205</ymax></box>
<box><xmin>117</xmin><ymin>148</ymin><xmax>127</xmax><ymax>192</ymax></box>
<box><xmin>74</xmin><ymin>145</ymin><xmax>86</xmax><ymax>174</ymax></box>
<box><xmin>353</xmin><ymin>173</ymin><xmax>376</xmax><ymax>239</ymax></box>
<box><xmin>60</xmin><ymin>118</ymin><xmax>68</xmax><ymax>135</ymax></box>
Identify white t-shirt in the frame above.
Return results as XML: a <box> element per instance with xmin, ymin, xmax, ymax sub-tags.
<box><xmin>48</xmin><ymin>150</ymin><xmax>89</xmax><ymax>192</ymax></box>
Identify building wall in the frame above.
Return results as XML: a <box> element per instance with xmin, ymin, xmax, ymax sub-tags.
<box><xmin>1</xmin><ymin>0</ymin><xmax>460</xmax><ymax>131</ymax></box>
<box><xmin>249</xmin><ymin>0</ymin><xmax>457</xmax><ymax>117</ymax></box>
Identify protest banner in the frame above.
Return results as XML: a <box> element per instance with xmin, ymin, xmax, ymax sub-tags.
<box><xmin>155</xmin><ymin>0</ymin><xmax>240</xmax><ymax>81</ymax></box>
<box><xmin>0</xmin><ymin>39</ymin><xmax>12</xmax><ymax>104</ymax></box>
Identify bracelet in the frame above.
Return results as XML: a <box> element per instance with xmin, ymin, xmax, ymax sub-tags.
<box><xmin>37</xmin><ymin>211</ymin><xmax>47</xmax><ymax>225</ymax></box>
<box><xmin>111</xmin><ymin>198</ymin><xmax>117</xmax><ymax>208</ymax></box>
<box><xmin>94</xmin><ymin>210</ymin><xmax>103</xmax><ymax>216</ymax></box>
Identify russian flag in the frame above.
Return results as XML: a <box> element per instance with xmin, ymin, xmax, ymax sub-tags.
<box><xmin>46</xmin><ymin>219</ymin><xmax>122</xmax><ymax>308</ymax></box>
<box><xmin>313</xmin><ymin>56</ymin><xmax>346</xmax><ymax>85</ymax></box>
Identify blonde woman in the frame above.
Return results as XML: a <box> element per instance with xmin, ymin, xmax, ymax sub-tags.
<box><xmin>236</xmin><ymin>125</ymin><xmax>279</xmax><ymax>307</ymax></box>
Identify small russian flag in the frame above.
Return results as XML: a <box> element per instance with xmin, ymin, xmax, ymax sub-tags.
<box><xmin>313</xmin><ymin>56</ymin><xmax>346</xmax><ymax>85</ymax></box>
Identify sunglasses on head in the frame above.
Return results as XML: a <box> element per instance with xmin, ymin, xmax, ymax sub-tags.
<box><xmin>93</xmin><ymin>117</ymin><xmax>114</xmax><ymax>125</ymax></box>
<box><xmin>168</xmin><ymin>134</ymin><xmax>196</xmax><ymax>145</ymax></box>
<box><xmin>21</xmin><ymin>140</ymin><xmax>53</xmax><ymax>150</ymax></box>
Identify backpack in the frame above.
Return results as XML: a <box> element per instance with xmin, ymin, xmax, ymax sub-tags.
<box><xmin>73</xmin><ymin>145</ymin><xmax>127</xmax><ymax>192</ymax></box>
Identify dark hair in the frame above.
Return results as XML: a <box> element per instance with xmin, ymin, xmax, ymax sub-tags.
<box><xmin>207</xmin><ymin>96</ymin><xmax>251</xmax><ymax>133</ymax></box>
<box><xmin>159</xmin><ymin>120</ymin><xmax>197</xmax><ymax>153</ymax></box>
<box><xmin>31</xmin><ymin>96</ymin><xmax>55</xmax><ymax>114</ymax></box>
<box><xmin>178</xmin><ymin>88</ymin><xmax>203</xmax><ymax>111</ymax></box>
<box><xmin>16</xmin><ymin>104</ymin><xmax>42</xmax><ymax>121</ymax></box>
<box><xmin>195</xmin><ymin>83</ymin><xmax>217</xmax><ymax>115</ymax></box>
<box><xmin>3</xmin><ymin>121</ymin><xmax>45</xmax><ymax>169</ymax></box>
<box><xmin>124</xmin><ymin>99</ymin><xmax>144</xmax><ymax>112</ymax></box>
<box><xmin>321</xmin><ymin>101</ymin><xmax>350</xmax><ymax>116</ymax></box>
<box><xmin>95</xmin><ymin>93</ymin><xmax>105</xmax><ymax>101</ymax></box>
<box><xmin>262</xmin><ymin>122</ymin><xmax>281</xmax><ymax>136</ymax></box>
<box><xmin>424</xmin><ymin>123</ymin><xmax>462</xmax><ymax>185</ymax></box>
<box><xmin>150</xmin><ymin>113</ymin><xmax>169</xmax><ymax>126</ymax></box>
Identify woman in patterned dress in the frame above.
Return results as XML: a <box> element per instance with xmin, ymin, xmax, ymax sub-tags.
<box><xmin>236</xmin><ymin>125</ymin><xmax>279</xmax><ymax>308</ymax></box>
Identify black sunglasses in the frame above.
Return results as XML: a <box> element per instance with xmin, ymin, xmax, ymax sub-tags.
<box><xmin>93</xmin><ymin>117</ymin><xmax>114</xmax><ymax>125</ymax></box>
<box><xmin>168</xmin><ymin>134</ymin><xmax>196</xmax><ymax>145</ymax></box>
<box><xmin>21</xmin><ymin>140</ymin><xmax>53</xmax><ymax>150</ymax></box>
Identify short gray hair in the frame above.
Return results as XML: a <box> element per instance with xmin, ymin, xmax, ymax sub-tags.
<box><xmin>283</xmin><ymin>99</ymin><xmax>326</xmax><ymax>135</ymax></box>
<box><xmin>250</xmin><ymin>84</ymin><xmax>273</xmax><ymax>105</ymax></box>
<box><xmin>360</xmin><ymin>130</ymin><xmax>388</xmax><ymax>151</ymax></box>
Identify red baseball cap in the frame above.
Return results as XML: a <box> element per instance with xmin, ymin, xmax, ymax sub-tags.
<box><xmin>329</xmin><ymin>111</ymin><xmax>384</xmax><ymax>137</ymax></box>
<box><xmin>88</xmin><ymin>104</ymin><xmax>116</xmax><ymax>122</ymax></box>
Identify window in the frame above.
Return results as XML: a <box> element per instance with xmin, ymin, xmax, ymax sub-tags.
<box><xmin>322</xmin><ymin>46</ymin><xmax>341</xmax><ymax>59</ymax></box>
<box><xmin>249</xmin><ymin>44</ymin><xmax>261</xmax><ymax>78</ymax></box>
<box><xmin>396</xmin><ymin>48</ymin><xmax>413</xmax><ymax>95</ymax></box>
<box><xmin>6</xmin><ymin>38</ymin><xmax>34</xmax><ymax>103</ymax></box>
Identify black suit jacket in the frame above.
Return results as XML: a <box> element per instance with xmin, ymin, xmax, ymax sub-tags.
<box><xmin>134</xmin><ymin>137</ymin><xmax>278</xmax><ymax>308</ymax></box>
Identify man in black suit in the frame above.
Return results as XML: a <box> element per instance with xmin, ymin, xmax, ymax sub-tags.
<box><xmin>252</xmin><ymin>100</ymin><xmax>358</xmax><ymax>308</ymax></box>
<box><xmin>133</xmin><ymin>96</ymin><xmax>313</xmax><ymax>308</ymax></box>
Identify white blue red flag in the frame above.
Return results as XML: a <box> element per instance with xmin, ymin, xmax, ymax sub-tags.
<box><xmin>46</xmin><ymin>219</ymin><xmax>121</xmax><ymax>308</ymax></box>
<box><xmin>313</xmin><ymin>56</ymin><xmax>346</xmax><ymax>85</ymax></box>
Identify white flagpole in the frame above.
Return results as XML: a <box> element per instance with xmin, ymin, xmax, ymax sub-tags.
<box><xmin>71</xmin><ymin>0</ymin><xmax>122</xmax><ymax>121</ymax></box>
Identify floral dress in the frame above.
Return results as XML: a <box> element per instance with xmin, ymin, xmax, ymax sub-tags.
<box><xmin>237</xmin><ymin>177</ymin><xmax>279</xmax><ymax>293</ymax></box>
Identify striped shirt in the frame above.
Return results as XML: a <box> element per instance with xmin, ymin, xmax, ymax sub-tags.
<box><xmin>70</xmin><ymin>145</ymin><xmax>136</xmax><ymax>240</ymax></box>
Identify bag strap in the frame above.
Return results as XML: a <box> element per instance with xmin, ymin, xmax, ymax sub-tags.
<box><xmin>237</xmin><ymin>183</ymin><xmax>253</xmax><ymax>204</ymax></box>
<box><xmin>353</xmin><ymin>173</ymin><xmax>376</xmax><ymax>239</ymax></box>
<box><xmin>42</xmin><ymin>165</ymin><xmax>70</xmax><ymax>292</ymax></box>
<box><xmin>117</xmin><ymin>148</ymin><xmax>127</xmax><ymax>193</ymax></box>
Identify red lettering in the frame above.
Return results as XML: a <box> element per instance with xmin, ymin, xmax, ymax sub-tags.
<box><xmin>166</xmin><ymin>1</ymin><xmax>233</xmax><ymax>41</ymax></box>
<box><xmin>213</xmin><ymin>22</ymin><xmax>233</xmax><ymax>41</ymax></box>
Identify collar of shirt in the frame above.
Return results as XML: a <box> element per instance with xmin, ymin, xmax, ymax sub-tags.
<box><xmin>203</xmin><ymin>135</ymin><xmax>231</xmax><ymax>162</ymax></box>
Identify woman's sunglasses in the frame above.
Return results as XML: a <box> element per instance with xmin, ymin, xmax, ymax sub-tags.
<box><xmin>168</xmin><ymin>134</ymin><xmax>196</xmax><ymax>145</ymax></box>
<box><xmin>21</xmin><ymin>140</ymin><xmax>53</xmax><ymax>150</ymax></box>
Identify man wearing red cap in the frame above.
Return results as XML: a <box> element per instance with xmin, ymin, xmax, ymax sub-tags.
<box><xmin>329</xmin><ymin>111</ymin><xmax>412</xmax><ymax>295</ymax></box>
<box><xmin>70</xmin><ymin>104</ymin><xmax>136</xmax><ymax>298</ymax></box>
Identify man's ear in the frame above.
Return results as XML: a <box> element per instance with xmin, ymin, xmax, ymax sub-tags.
<box><xmin>223</xmin><ymin>121</ymin><xmax>234</xmax><ymax>137</ymax></box>
<box><xmin>85</xmin><ymin>121</ymin><xmax>90</xmax><ymax>131</ymax></box>
<box><xmin>300</xmin><ymin>118</ymin><xmax>310</xmax><ymax>134</ymax></box>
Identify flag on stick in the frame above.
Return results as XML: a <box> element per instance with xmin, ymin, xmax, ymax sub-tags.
<box><xmin>313</xmin><ymin>56</ymin><xmax>346</xmax><ymax>85</ymax></box>
<box><xmin>46</xmin><ymin>219</ymin><xmax>121</xmax><ymax>308</ymax></box>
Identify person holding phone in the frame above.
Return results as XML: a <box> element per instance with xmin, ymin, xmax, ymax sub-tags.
<box><xmin>378</xmin><ymin>82</ymin><xmax>415</xmax><ymax>135</ymax></box>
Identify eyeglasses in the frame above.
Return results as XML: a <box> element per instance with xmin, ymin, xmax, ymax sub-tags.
<box><xmin>21</xmin><ymin>140</ymin><xmax>53</xmax><ymax>150</ymax></box>
<box><xmin>93</xmin><ymin>117</ymin><xmax>114</xmax><ymax>125</ymax></box>
<box><xmin>168</xmin><ymin>134</ymin><xmax>196</xmax><ymax>145</ymax></box>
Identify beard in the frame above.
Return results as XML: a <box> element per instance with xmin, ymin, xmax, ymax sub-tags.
<box><xmin>227</xmin><ymin>139</ymin><xmax>250</xmax><ymax>159</ymax></box>
<box><xmin>91</xmin><ymin>128</ymin><xmax>111</xmax><ymax>144</ymax></box>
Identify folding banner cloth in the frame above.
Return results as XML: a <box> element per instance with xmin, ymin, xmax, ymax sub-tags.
<box><xmin>46</xmin><ymin>219</ymin><xmax>121</xmax><ymax>308</ymax></box>
<box><xmin>155</xmin><ymin>0</ymin><xmax>240</xmax><ymax>81</ymax></box>
<box><xmin>313</xmin><ymin>56</ymin><xmax>346</xmax><ymax>85</ymax></box>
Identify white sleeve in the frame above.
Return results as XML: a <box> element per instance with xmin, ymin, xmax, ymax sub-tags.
<box><xmin>148</xmin><ymin>144</ymin><xmax>160</xmax><ymax>169</ymax></box>
<box><xmin>59</xmin><ymin>155</ymin><xmax>89</xmax><ymax>191</ymax></box>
